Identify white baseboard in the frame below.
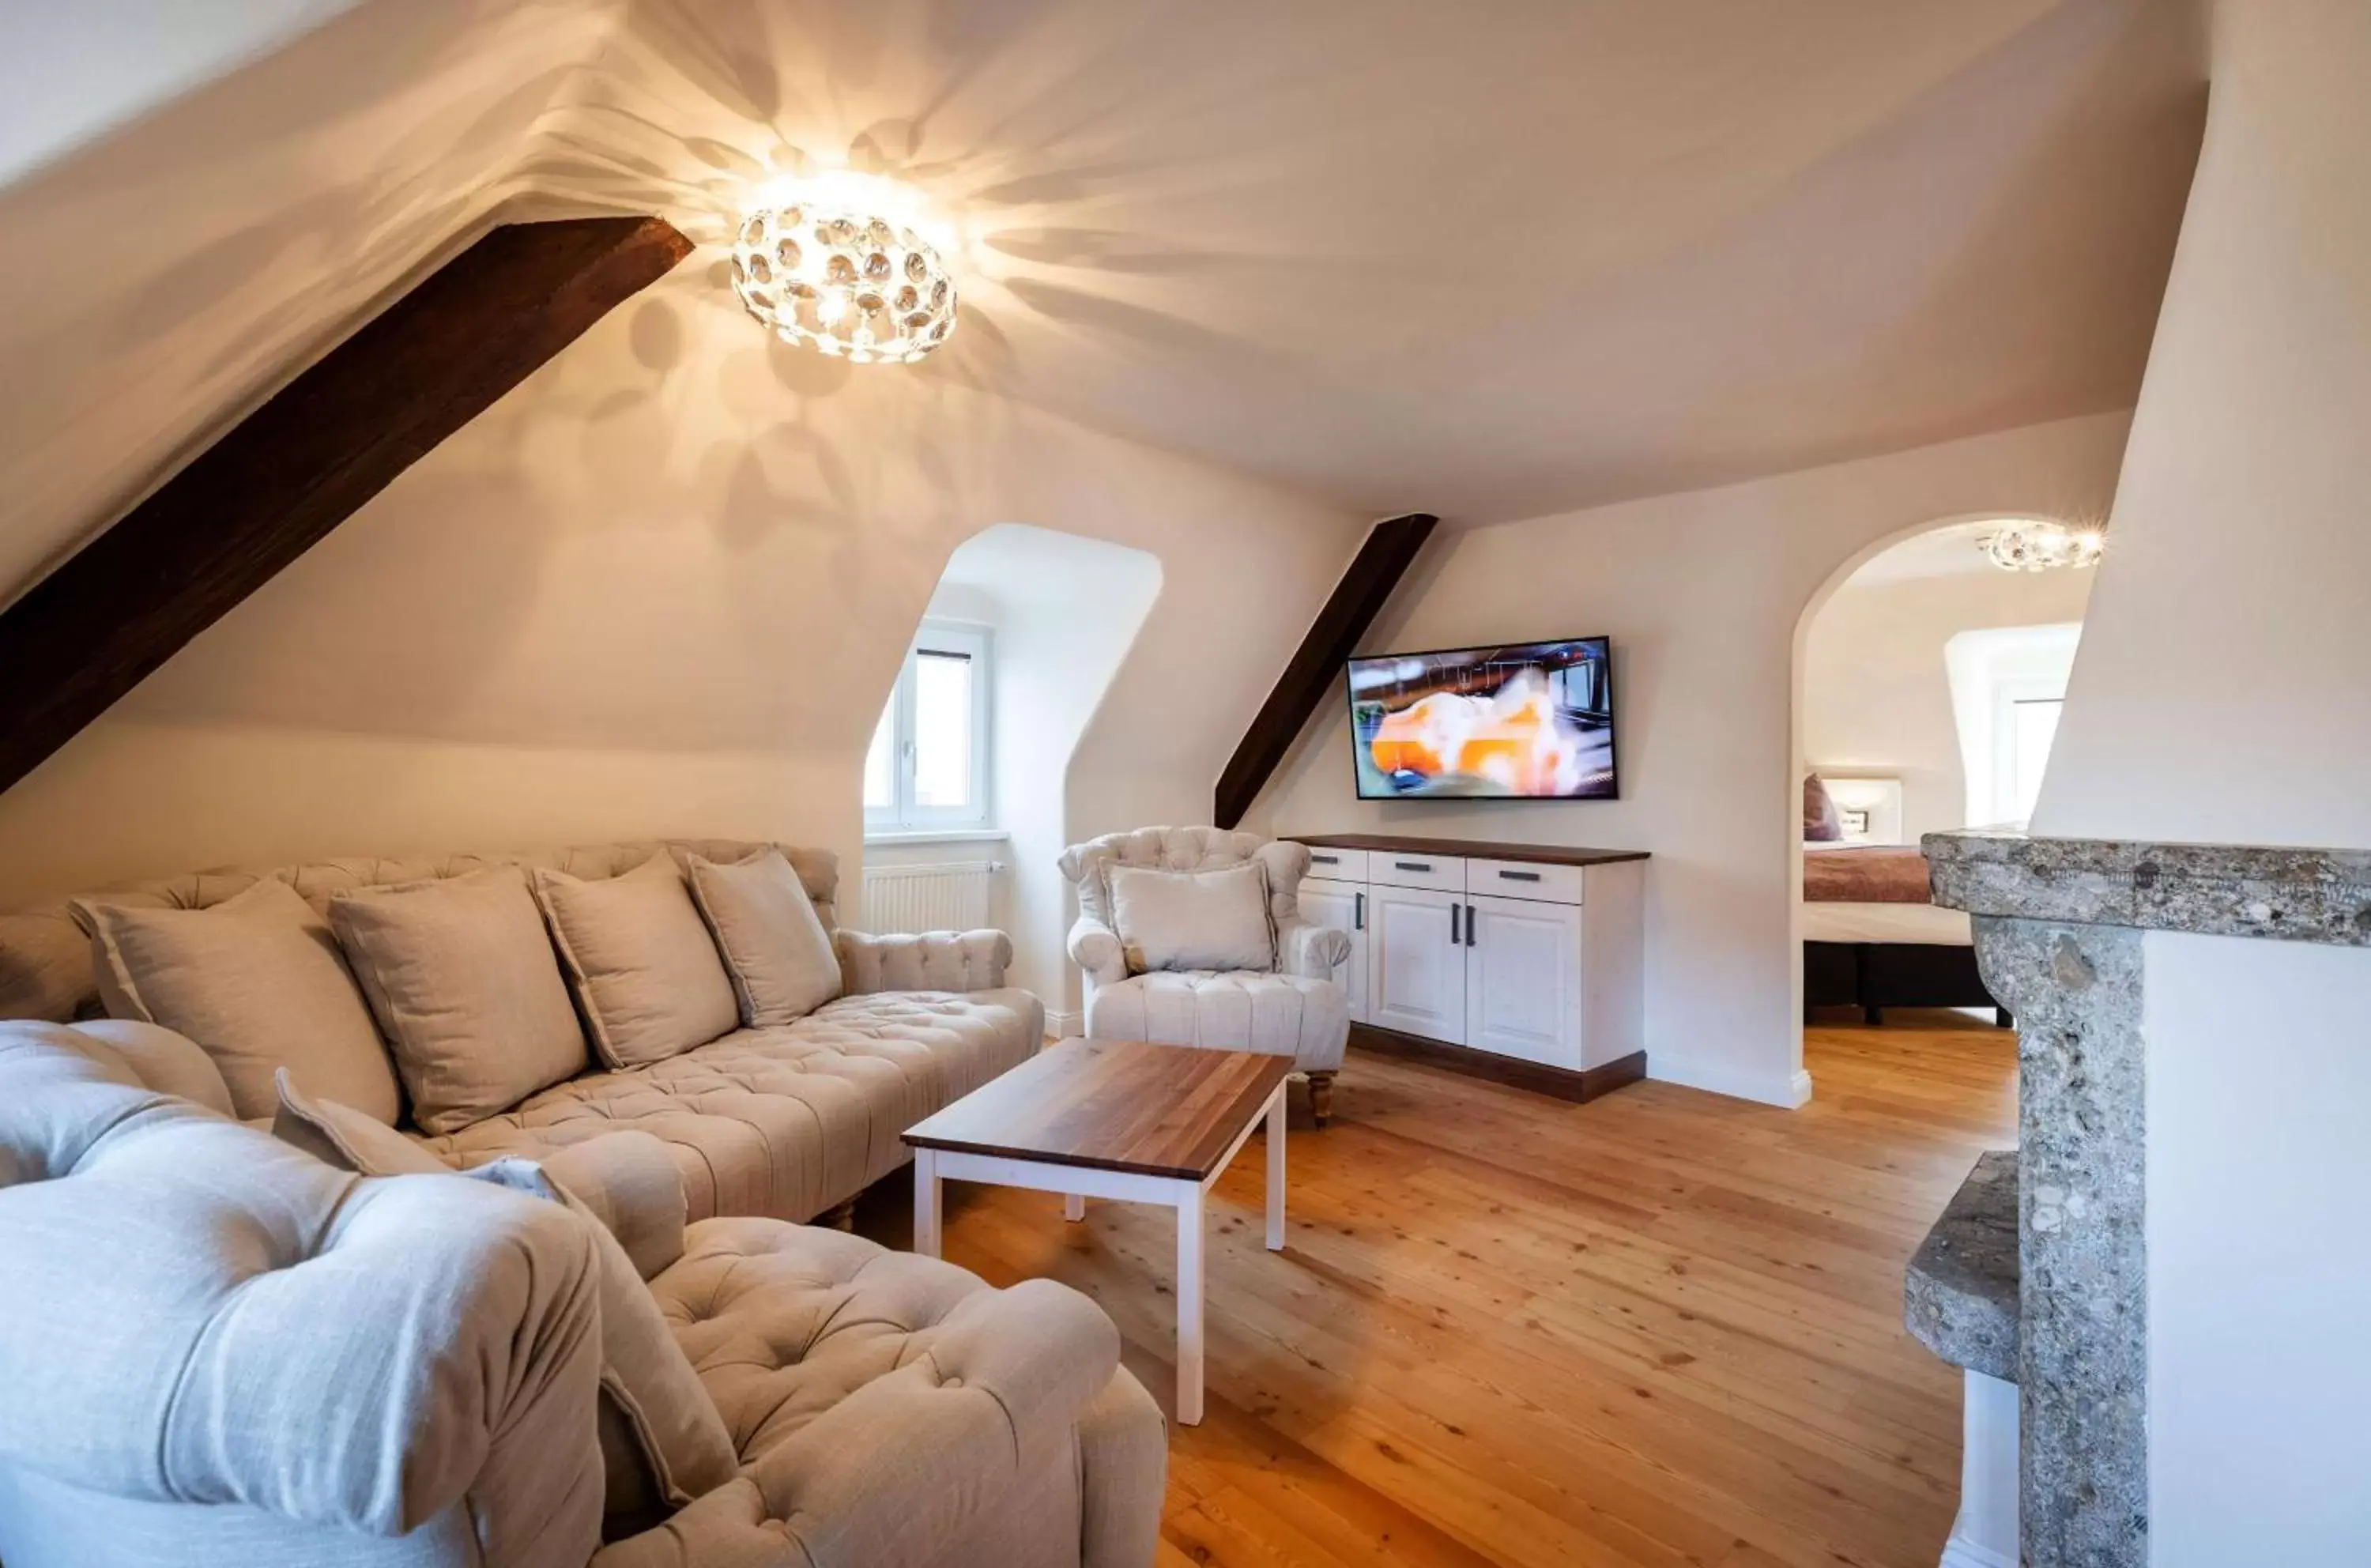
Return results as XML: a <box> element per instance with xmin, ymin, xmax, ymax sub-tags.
<box><xmin>1648</xmin><ymin>1057</ymin><xmax>1815</xmax><ymax>1108</ymax></box>
<box><xmin>1043</xmin><ymin>1008</ymin><xmax>1083</xmax><ymax>1039</ymax></box>
<box><xmin>1939</xmin><ymin>1532</ymin><xmax>2015</xmax><ymax>1568</ymax></box>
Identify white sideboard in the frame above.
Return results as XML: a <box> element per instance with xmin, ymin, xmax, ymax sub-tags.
<box><xmin>1290</xmin><ymin>836</ymin><xmax>1646</xmax><ymax>1091</ymax></box>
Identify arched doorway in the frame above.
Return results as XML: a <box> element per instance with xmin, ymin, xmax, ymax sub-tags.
<box><xmin>1791</xmin><ymin>514</ymin><xmax>2098</xmax><ymax>1043</ymax></box>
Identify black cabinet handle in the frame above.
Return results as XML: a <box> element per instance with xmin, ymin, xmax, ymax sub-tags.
<box><xmin>1449</xmin><ymin>903</ymin><xmax>1461</xmax><ymax>944</ymax></box>
<box><xmin>1465</xmin><ymin>903</ymin><xmax>1478</xmax><ymax>945</ymax></box>
<box><xmin>1498</xmin><ymin>869</ymin><xmax>1541</xmax><ymax>883</ymax></box>
<box><xmin>1394</xmin><ymin>860</ymin><xmax>1433</xmax><ymax>873</ymax></box>
<box><xmin>1312</xmin><ymin>854</ymin><xmax>1339</xmax><ymax>865</ymax></box>
<box><xmin>1354</xmin><ymin>891</ymin><xmax>1365</xmax><ymax>931</ymax></box>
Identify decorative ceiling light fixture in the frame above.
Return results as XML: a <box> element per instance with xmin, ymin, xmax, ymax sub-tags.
<box><xmin>1976</xmin><ymin>519</ymin><xmax>2105</xmax><ymax>572</ymax></box>
<box><xmin>729</xmin><ymin>198</ymin><xmax>956</xmax><ymax>364</ymax></box>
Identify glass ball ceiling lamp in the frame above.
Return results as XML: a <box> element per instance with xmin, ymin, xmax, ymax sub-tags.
<box><xmin>1977</xmin><ymin>519</ymin><xmax>2105</xmax><ymax>572</ymax></box>
<box><xmin>729</xmin><ymin>197</ymin><xmax>957</xmax><ymax>364</ymax></box>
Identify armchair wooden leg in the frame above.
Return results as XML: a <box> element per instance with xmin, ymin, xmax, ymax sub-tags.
<box><xmin>1307</xmin><ymin>1071</ymin><xmax>1336</xmax><ymax>1129</ymax></box>
<box><xmin>820</xmin><ymin>1197</ymin><xmax>858</xmax><ymax>1233</ymax></box>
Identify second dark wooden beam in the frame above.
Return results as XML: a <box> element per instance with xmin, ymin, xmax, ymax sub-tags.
<box><xmin>1214</xmin><ymin>511</ymin><xmax>1437</xmax><ymax>829</ymax></box>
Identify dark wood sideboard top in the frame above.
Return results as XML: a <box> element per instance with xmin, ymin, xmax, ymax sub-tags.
<box><xmin>1285</xmin><ymin>833</ymin><xmax>1649</xmax><ymax>868</ymax></box>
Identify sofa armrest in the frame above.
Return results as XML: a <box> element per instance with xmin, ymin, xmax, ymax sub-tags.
<box><xmin>65</xmin><ymin>1020</ymin><xmax>236</xmax><ymax>1118</ymax></box>
<box><xmin>593</xmin><ymin>1278</ymin><xmax>1121</xmax><ymax>1568</ymax></box>
<box><xmin>1079</xmin><ymin>1369</ymin><xmax>1168</xmax><ymax>1568</ymax></box>
<box><xmin>835</xmin><ymin>928</ymin><xmax>1012</xmax><ymax>994</ymax></box>
<box><xmin>1067</xmin><ymin>915</ymin><xmax>1126</xmax><ymax>987</ymax></box>
<box><xmin>1277</xmin><ymin>918</ymin><xmax>1352</xmax><ymax>981</ymax></box>
<box><xmin>537</xmin><ymin>1130</ymin><xmax>688</xmax><ymax>1281</ymax></box>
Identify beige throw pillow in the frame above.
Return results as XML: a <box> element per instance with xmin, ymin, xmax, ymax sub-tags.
<box><xmin>533</xmin><ymin>856</ymin><xmax>738</xmax><ymax>1069</ymax></box>
<box><xmin>466</xmin><ymin>1159</ymin><xmax>739</xmax><ymax>1521</ymax></box>
<box><xmin>684</xmin><ymin>849</ymin><xmax>841</xmax><ymax>1026</ymax></box>
<box><xmin>71</xmin><ymin>877</ymin><xmax>402</xmax><ymax>1125</ymax></box>
<box><xmin>270</xmin><ymin>1069</ymin><xmax>448</xmax><ymax>1175</ymax></box>
<box><xmin>328</xmin><ymin>866</ymin><xmax>587</xmax><ymax>1135</ymax></box>
<box><xmin>1109</xmin><ymin>861</ymin><xmax>1276</xmax><ymax>974</ymax></box>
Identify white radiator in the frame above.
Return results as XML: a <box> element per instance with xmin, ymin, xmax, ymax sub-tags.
<box><xmin>859</xmin><ymin>861</ymin><xmax>1003</xmax><ymax>933</ymax></box>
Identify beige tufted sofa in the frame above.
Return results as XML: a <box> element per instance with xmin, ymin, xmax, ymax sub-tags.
<box><xmin>1057</xmin><ymin>827</ymin><xmax>1351</xmax><ymax>1125</ymax></box>
<box><xmin>0</xmin><ymin>839</ymin><xmax>1040</xmax><ymax>1223</ymax></box>
<box><xmin>0</xmin><ymin>1020</ymin><xmax>1167</xmax><ymax>1568</ymax></box>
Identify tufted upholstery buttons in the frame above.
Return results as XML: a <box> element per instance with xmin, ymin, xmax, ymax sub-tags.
<box><xmin>416</xmin><ymin>989</ymin><xmax>1043</xmax><ymax>1223</ymax></box>
<box><xmin>650</xmin><ymin>1219</ymin><xmax>1118</xmax><ymax>1467</ymax></box>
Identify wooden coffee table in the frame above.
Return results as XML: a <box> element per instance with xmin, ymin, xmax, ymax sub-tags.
<box><xmin>902</xmin><ymin>1038</ymin><xmax>1294</xmax><ymax>1425</ymax></box>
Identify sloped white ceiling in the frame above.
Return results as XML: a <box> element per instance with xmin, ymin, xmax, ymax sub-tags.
<box><xmin>0</xmin><ymin>0</ymin><xmax>2206</xmax><ymax>609</ymax></box>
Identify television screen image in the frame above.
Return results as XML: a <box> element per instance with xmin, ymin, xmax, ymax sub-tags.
<box><xmin>1348</xmin><ymin>637</ymin><xmax>1616</xmax><ymax>801</ymax></box>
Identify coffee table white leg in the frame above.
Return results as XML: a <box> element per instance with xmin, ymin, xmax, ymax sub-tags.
<box><xmin>1063</xmin><ymin>1193</ymin><xmax>1086</xmax><ymax>1222</ymax></box>
<box><xmin>1265</xmin><ymin>1085</ymin><xmax>1287</xmax><ymax>1252</ymax></box>
<box><xmin>913</xmin><ymin>1148</ymin><xmax>941</xmax><ymax>1258</ymax></box>
<box><xmin>1176</xmin><ymin>1181</ymin><xmax>1205</xmax><ymax>1425</ymax></box>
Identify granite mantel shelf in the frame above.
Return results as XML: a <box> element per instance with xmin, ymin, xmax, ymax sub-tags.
<box><xmin>1924</xmin><ymin>827</ymin><xmax>2371</xmax><ymax>944</ymax></box>
<box><xmin>1905</xmin><ymin>1149</ymin><xmax>2019</xmax><ymax>1385</ymax></box>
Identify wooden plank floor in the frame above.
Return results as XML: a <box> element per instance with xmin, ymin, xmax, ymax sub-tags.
<box><xmin>856</xmin><ymin>1015</ymin><xmax>2015</xmax><ymax>1568</ymax></box>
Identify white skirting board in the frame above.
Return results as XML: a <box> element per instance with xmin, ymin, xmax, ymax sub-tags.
<box><xmin>1940</xmin><ymin>1369</ymin><xmax>2019</xmax><ymax>1567</ymax></box>
<box><xmin>1043</xmin><ymin>1008</ymin><xmax>1084</xmax><ymax>1038</ymax></box>
<box><xmin>1649</xmin><ymin>1056</ymin><xmax>1815</xmax><ymax>1108</ymax></box>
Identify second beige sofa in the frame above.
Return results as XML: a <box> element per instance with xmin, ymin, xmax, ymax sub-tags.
<box><xmin>0</xmin><ymin>839</ymin><xmax>1042</xmax><ymax>1223</ymax></box>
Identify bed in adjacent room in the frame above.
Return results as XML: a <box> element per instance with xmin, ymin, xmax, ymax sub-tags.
<box><xmin>1800</xmin><ymin>790</ymin><xmax>2007</xmax><ymax>1027</ymax></box>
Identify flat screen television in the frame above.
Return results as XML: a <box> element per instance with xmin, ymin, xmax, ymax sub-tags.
<box><xmin>1347</xmin><ymin>636</ymin><xmax>1616</xmax><ymax>801</ymax></box>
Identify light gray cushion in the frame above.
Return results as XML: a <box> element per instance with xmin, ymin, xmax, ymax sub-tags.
<box><xmin>66</xmin><ymin>1020</ymin><xmax>236</xmax><ymax>1116</ymax></box>
<box><xmin>466</xmin><ymin>1160</ymin><xmax>737</xmax><ymax>1521</ymax></box>
<box><xmin>329</xmin><ymin>867</ymin><xmax>587</xmax><ymax>1136</ymax></box>
<box><xmin>0</xmin><ymin>1021</ymin><xmax>609</xmax><ymax>1562</ymax></box>
<box><xmin>686</xmin><ymin>850</ymin><xmax>842</xmax><ymax>1027</ymax></box>
<box><xmin>271</xmin><ymin>1069</ymin><xmax>449</xmax><ymax>1176</ymax></box>
<box><xmin>1108</xmin><ymin>861</ymin><xmax>1275</xmax><ymax>974</ymax></box>
<box><xmin>533</xmin><ymin>855</ymin><xmax>738</xmax><ymax>1069</ymax></box>
<box><xmin>69</xmin><ymin>876</ymin><xmax>401</xmax><ymax>1124</ymax></box>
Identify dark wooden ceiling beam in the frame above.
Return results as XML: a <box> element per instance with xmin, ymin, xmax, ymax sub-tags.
<box><xmin>1214</xmin><ymin>511</ymin><xmax>1438</xmax><ymax>829</ymax></box>
<box><xmin>0</xmin><ymin>215</ymin><xmax>692</xmax><ymax>797</ymax></box>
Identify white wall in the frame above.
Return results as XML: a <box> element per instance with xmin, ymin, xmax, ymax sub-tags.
<box><xmin>1804</xmin><ymin>561</ymin><xmax>2093</xmax><ymax>839</ymax></box>
<box><xmin>2144</xmin><ymin>933</ymin><xmax>2371</xmax><ymax>1564</ymax></box>
<box><xmin>0</xmin><ymin>262</ymin><xmax>1366</xmax><ymax>909</ymax></box>
<box><xmin>2033</xmin><ymin>0</ymin><xmax>2371</xmax><ymax>848</ymax></box>
<box><xmin>1249</xmin><ymin>412</ymin><xmax>2131</xmax><ymax>1106</ymax></box>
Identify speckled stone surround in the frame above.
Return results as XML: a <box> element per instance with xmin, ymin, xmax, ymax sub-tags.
<box><xmin>1919</xmin><ymin>828</ymin><xmax>2371</xmax><ymax>1568</ymax></box>
<box><xmin>1975</xmin><ymin>914</ymin><xmax>2146</xmax><ymax>1568</ymax></box>
<box><xmin>1904</xmin><ymin>1148</ymin><xmax>2018</xmax><ymax>1384</ymax></box>
<box><xmin>1926</xmin><ymin>827</ymin><xmax>2371</xmax><ymax>944</ymax></box>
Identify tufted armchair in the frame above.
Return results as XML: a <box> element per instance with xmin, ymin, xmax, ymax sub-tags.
<box><xmin>1057</xmin><ymin>827</ymin><xmax>1351</xmax><ymax>1125</ymax></box>
<box><xmin>0</xmin><ymin>1020</ymin><xmax>1167</xmax><ymax>1568</ymax></box>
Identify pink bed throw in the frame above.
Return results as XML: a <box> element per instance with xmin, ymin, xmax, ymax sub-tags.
<box><xmin>1804</xmin><ymin>845</ymin><xmax>1933</xmax><ymax>904</ymax></box>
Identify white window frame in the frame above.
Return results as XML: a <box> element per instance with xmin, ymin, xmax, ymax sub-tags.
<box><xmin>866</xmin><ymin>619</ymin><xmax>993</xmax><ymax>832</ymax></box>
<box><xmin>1944</xmin><ymin>621</ymin><xmax>2082</xmax><ymax>828</ymax></box>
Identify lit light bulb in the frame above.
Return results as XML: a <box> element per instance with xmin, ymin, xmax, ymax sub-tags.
<box><xmin>729</xmin><ymin>193</ymin><xmax>957</xmax><ymax>364</ymax></box>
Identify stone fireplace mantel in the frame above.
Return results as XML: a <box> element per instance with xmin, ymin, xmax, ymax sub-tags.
<box><xmin>1921</xmin><ymin>827</ymin><xmax>2371</xmax><ymax>1568</ymax></box>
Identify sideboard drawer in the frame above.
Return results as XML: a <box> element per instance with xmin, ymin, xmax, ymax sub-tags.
<box><xmin>1369</xmin><ymin>853</ymin><xmax>1467</xmax><ymax>893</ymax></box>
<box><xmin>1468</xmin><ymin>857</ymin><xmax>1585</xmax><ymax>906</ymax></box>
<box><xmin>1298</xmin><ymin>846</ymin><xmax>1369</xmax><ymax>882</ymax></box>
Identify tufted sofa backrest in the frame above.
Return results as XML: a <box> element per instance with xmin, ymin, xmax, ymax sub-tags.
<box><xmin>1056</xmin><ymin>826</ymin><xmax>1313</xmax><ymax>938</ymax></box>
<box><xmin>0</xmin><ymin>1020</ymin><xmax>609</xmax><ymax>1568</ymax></box>
<box><xmin>0</xmin><ymin>839</ymin><xmax>837</xmax><ymax>1025</ymax></box>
